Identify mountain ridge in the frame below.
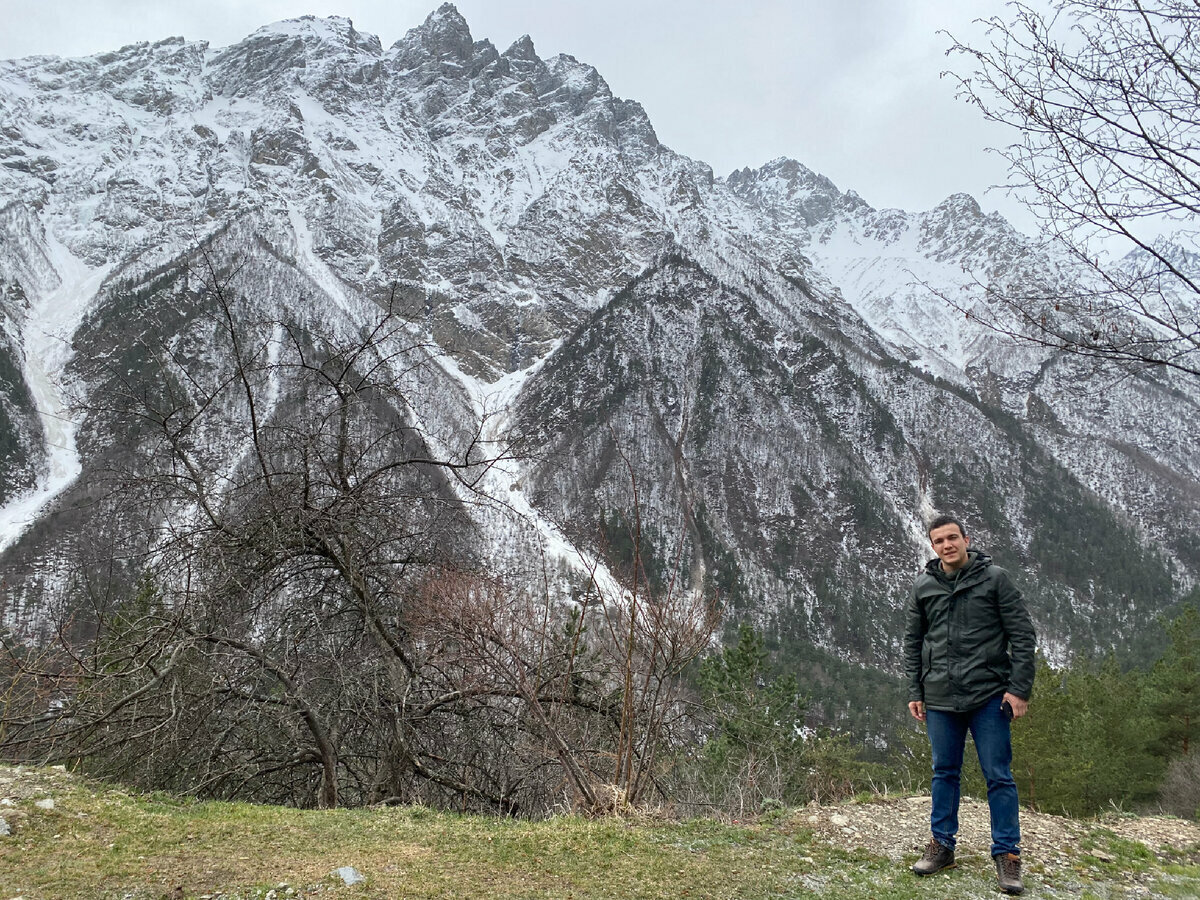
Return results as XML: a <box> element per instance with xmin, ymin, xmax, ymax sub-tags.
<box><xmin>0</xmin><ymin>6</ymin><xmax>1196</xmax><ymax>674</ymax></box>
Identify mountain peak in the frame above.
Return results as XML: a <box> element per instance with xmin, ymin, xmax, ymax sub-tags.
<box><xmin>503</xmin><ymin>34</ymin><xmax>538</xmax><ymax>62</ymax></box>
<box><xmin>933</xmin><ymin>191</ymin><xmax>982</xmax><ymax>216</ymax></box>
<box><xmin>429</xmin><ymin>2</ymin><xmax>466</xmax><ymax>24</ymax></box>
<box><xmin>246</xmin><ymin>15</ymin><xmax>381</xmax><ymax>55</ymax></box>
<box><xmin>204</xmin><ymin>15</ymin><xmax>382</xmax><ymax>97</ymax></box>
<box><xmin>725</xmin><ymin>157</ymin><xmax>869</xmax><ymax>225</ymax></box>
<box><xmin>755</xmin><ymin>157</ymin><xmax>838</xmax><ymax>192</ymax></box>
<box><xmin>393</xmin><ymin>3</ymin><xmax>474</xmax><ymax>65</ymax></box>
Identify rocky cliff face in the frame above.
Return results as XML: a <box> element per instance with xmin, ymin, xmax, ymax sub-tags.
<box><xmin>1</xmin><ymin>5</ymin><xmax>1196</xmax><ymax>665</ymax></box>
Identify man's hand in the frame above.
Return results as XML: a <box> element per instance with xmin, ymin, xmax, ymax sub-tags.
<box><xmin>908</xmin><ymin>700</ymin><xmax>926</xmax><ymax>722</ymax></box>
<box><xmin>1002</xmin><ymin>692</ymin><xmax>1028</xmax><ymax>719</ymax></box>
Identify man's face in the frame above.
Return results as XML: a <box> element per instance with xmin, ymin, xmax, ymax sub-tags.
<box><xmin>929</xmin><ymin>523</ymin><xmax>970</xmax><ymax>571</ymax></box>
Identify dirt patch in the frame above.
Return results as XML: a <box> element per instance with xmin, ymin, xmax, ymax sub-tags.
<box><xmin>800</xmin><ymin>794</ymin><xmax>1200</xmax><ymax>892</ymax></box>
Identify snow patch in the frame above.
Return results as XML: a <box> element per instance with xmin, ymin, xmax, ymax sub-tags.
<box><xmin>287</xmin><ymin>203</ymin><xmax>359</xmax><ymax>320</ymax></box>
<box><xmin>0</xmin><ymin>228</ymin><xmax>110</xmax><ymax>553</ymax></box>
<box><xmin>430</xmin><ymin>343</ymin><xmax>625</xmax><ymax>602</ymax></box>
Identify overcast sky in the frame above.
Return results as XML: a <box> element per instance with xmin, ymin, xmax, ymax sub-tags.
<box><xmin>0</xmin><ymin>0</ymin><xmax>1034</xmax><ymax>229</ymax></box>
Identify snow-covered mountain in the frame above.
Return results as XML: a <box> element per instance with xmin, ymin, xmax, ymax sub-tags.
<box><xmin>1</xmin><ymin>5</ymin><xmax>1197</xmax><ymax>665</ymax></box>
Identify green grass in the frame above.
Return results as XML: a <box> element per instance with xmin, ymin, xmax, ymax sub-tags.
<box><xmin>1078</xmin><ymin>830</ymin><xmax>1156</xmax><ymax>877</ymax></box>
<box><xmin>1</xmin><ymin>765</ymin><xmax>1199</xmax><ymax>899</ymax></box>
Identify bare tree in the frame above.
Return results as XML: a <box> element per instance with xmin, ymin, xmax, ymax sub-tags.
<box><xmin>403</xmin><ymin>459</ymin><xmax>722</xmax><ymax>816</ymax></box>
<box><xmin>590</xmin><ymin>441</ymin><xmax>722</xmax><ymax>809</ymax></box>
<box><xmin>0</xmin><ymin>250</ymin><xmax>515</xmax><ymax>808</ymax></box>
<box><xmin>1</xmin><ymin>250</ymin><xmax>725</xmax><ymax>816</ymax></box>
<box><xmin>946</xmin><ymin>0</ymin><xmax>1200</xmax><ymax>377</ymax></box>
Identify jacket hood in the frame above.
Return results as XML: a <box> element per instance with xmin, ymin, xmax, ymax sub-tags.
<box><xmin>923</xmin><ymin>548</ymin><xmax>993</xmax><ymax>578</ymax></box>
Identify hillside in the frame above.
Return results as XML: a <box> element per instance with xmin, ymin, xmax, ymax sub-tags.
<box><xmin>1</xmin><ymin>765</ymin><xmax>1198</xmax><ymax>899</ymax></box>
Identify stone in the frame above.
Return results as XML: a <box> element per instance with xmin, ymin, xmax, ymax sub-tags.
<box><xmin>34</xmin><ymin>798</ymin><xmax>54</xmax><ymax>810</ymax></box>
<box><xmin>334</xmin><ymin>866</ymin><xmax>365</xmax><ymax>886</ymax></box>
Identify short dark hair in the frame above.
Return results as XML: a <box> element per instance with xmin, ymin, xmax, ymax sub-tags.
<box><xmin>926</xmin><ymin>514</ymin><xmax>966</xmax><ymax>538</ymax></box>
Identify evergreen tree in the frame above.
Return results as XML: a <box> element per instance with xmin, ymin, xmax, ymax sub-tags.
<box><xmin>1068</xmin><ymin>656</ymin><xmax>1162</xmax><ymax>813</ymax></box>
<box><xmin>695</xmin><ymin>623</ymin><xmax>806</xmax><ymax>804</ymax></box>
<box><xmin>1150</xmin><ymin>603</ymin><xmax>1200</xmax><ymax>759</ymax></box>
<box><xmin>1011</xmin><ymin>655</ymin><xmax>1163</xmax><ymax>815</ymax></box>
<box><xmin>1010</xmin><ymin>657</ymin><xmax>1072</xmax><ymax>811</ymax></box>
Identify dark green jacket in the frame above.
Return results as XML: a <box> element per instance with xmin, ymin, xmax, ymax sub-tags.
<box><xmin>903</xmin><ymin>550</ymin><xmax>1036</xmax><ymax>712</ymax></box>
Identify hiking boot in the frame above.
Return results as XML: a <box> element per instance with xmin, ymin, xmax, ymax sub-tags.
<box><xmin>912</xmin><ymin>838</ymin><xmax>955</xmax><ymax>876</ymax></box>
<box><xmin>995</xmin><ymin>852</ymin><xmax>1024</xmax><ymax>894</ymax></box>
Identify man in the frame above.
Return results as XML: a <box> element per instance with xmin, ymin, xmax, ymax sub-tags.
<box><xmin>903</xmin><ymin>514</ymin><xmax>1036</xmax><ymax>895</ymax></box>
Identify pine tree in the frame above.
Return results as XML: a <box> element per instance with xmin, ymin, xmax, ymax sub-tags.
<box><xmin>1150</xmin><ymin>603</ymin><xmax>1200</xmax><ymax>759</ymax></box>
<box><xmin>1012</xmin><ymin>654</ymin><xmax>1163</xmax><ymax>815</ymax></box>
<box><xmin>1010</xmin><ymin>657</ymin><xmax>1071</xmax><ymax>811</ymax></box>
<box><xmin>695</xmin><ymin>624</ymin><xmax>806</xmax><ymax>804</ymax></box>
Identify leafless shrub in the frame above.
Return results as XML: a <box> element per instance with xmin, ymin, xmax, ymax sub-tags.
<box><xmin>1158</xmin><ymin>751</ymin><xmax>1200</xmax><ymax>819</ymax></box>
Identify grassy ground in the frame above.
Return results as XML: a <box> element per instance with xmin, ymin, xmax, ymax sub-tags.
<box><xmin>1</xmin><ymin>765</ymin><xmax>1198</xmax><ymax>899</ymax></box>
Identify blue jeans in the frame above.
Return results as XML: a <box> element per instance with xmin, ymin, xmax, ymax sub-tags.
<box><xmin>925</xmin><ymin>694</ymin><xmax>1021</xmax><ymax>857</ymax></box>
